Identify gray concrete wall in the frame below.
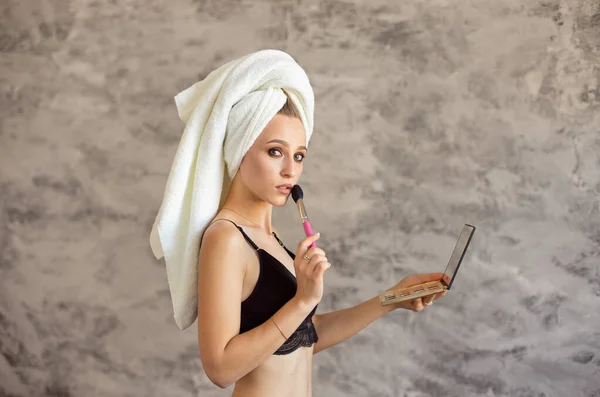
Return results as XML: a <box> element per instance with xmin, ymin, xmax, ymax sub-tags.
<box><xmin>1</xmin><ymin>0</ymin><xmax>599</xmax><ymax>396</ymax></box>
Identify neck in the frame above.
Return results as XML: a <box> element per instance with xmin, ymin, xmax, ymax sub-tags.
<box><xmin>221</xmin><ymin>187</ymin><xmax>274</xmax><ymax>235</ymax></box>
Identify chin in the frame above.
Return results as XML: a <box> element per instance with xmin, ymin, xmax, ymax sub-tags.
<box><xmin>272</xmin><ymin>195</ymin><xmax>289</xmax><ymax>207</ymax></box>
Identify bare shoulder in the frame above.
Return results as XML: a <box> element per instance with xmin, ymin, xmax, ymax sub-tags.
<box><xmin>202</xmin><ymin>219</ymin><xmax>241</xmax><ymax>248</ymax></box>
<box><xmin>198</xmin><ymin>218</ymin><xmax>248</xmax><ymax>286</ymax></box>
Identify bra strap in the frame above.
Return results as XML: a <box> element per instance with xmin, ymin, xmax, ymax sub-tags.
<box><xmin>208</xmin><ymin>218</ymin><xmax>259</xmax><ymax>251</ymax></box>
<box><xmin>272</xmin><ymin>231</ymin><xmax>285</xmax><ymax>248</ymax></box>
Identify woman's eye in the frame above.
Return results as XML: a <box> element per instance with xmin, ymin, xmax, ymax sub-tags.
<box><xmin>268</xmin><ymin>148</ymin><xmax>305</xmax><ymax>162</ymax></box>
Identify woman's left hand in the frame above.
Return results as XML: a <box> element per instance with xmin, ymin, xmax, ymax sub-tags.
<box><xmin>388</xmin><ymin>272</ymin><xmax>448</xmax><ymax>312</ymax></box>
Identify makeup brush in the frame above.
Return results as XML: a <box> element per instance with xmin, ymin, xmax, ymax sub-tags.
<box><xmin>290</xmin><ymin>185</ymin><xmax>317</xmax><ymax>248</ymax></box>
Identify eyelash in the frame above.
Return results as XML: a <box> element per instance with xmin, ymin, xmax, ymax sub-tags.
<box><xmin>268</xmin><ymin>148</ymin><xmax>305</xmax><ymax>162</ymax></box>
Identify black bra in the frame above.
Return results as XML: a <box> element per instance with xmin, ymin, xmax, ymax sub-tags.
<box><xmin>207</xmin><ymin>219</ymin><xmax>319</xmax><ymax>355</ymax></box>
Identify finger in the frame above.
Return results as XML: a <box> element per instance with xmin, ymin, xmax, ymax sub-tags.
<box><xmin>296</xmin><ymin>233</ymin><xmax>321</xmax><ymax>257</ymax></box>
<box><xmin>412</xmin><ymin>297</ymin><xmax>425</xmax><ymax>312</ymax></box>
<box><xmin>313</xmin><ymin>261</ymin><xmax>331</xmax><ymax>279</ymax></box>
<box><xmin>307</xmin><ymin>255</ymin><xmax>326</xmax><ymax>273</ymax></box>
<box><xmin>301</xmin><ymin>233</ymin><xmax>321</xmax><ymax>250</ymax></box>
<box><xmin>304</xmin><ymin>253</ymin><xmax>325</xmax><ymax>263</ymax></box>
<box><xmin>305</xmin><ymin>252</ymin><xmax>327</xmax><ymax>263</ymax></box>
<box><xmin>440</xmin><ymin>274</ymin><xmax>451</xmax><ymax>285</ymax></box>
<box><xmin>417</xmin><ymin>272</ymin><xmax>445</xmax><ymax>282</ymax></box>
<box><xmin>304</xmin><ymin>232</ymin><xmax>321</xmax><ymax>244</ymax></box>
<box><xmin>305</xmin><ymin>247</ymin><xmax>326</xmax><ymax>257</ymax></box>
<box><xmin>423</xmin><ymin>294</ymin><xmax>435</xmax><ymax>306</ymax></box>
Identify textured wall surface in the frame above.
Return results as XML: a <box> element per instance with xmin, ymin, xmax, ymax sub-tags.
<box><xmin>1</xmin><ymin>0</ymin><xmax>599</xmax><ymax>396</ymax></box>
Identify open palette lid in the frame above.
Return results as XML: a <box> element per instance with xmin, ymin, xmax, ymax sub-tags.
<box><xmin>441</xmin><ymin>224</ymin><xmax>476</xmax><ymax>290</ymax></box>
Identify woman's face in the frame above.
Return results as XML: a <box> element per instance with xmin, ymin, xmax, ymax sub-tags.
<box><xmin>238</xmin><ymin>114</ymin><xmax>307</xmax><ymax>205</ymax></box>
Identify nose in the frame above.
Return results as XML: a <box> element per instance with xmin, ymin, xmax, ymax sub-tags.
<box><xmin>281</xmin><ymin>155</ymin><xmax>297</xmax><ymax>178</ymax></box>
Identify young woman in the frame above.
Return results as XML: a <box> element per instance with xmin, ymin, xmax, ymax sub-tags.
<box><xmin>196</xmin><ymin>95</ymin><xmax>447</xmax><ymax>397</ymax></box>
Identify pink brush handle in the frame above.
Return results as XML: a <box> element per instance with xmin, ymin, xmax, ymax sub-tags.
<box><xmin>303</xmin><ymin>221</ymin><xmax>317</xmax><ymax>248</ymax></box>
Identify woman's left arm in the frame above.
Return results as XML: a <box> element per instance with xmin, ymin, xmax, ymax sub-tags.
<box><xmin>311</xmin><ymin>272</ymin><xmax>447</xmax><ymax>355</ymax></box>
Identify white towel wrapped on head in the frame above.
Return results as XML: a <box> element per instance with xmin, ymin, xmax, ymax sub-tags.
<box><xmin>149</xmin><ymin>49</ymin><xmax>315</xmax><ymax>330</ymax></box>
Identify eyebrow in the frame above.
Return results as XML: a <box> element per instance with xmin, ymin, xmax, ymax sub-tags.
<box><xmin>266</xmin><ymin>139</ymin><xmax>308</xmax><ymax>152</ymax></box>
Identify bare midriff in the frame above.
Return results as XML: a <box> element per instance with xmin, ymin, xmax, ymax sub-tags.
<box><xmin>232</xmin><ymin>345</ymin><xmax>313</xmax><ymax>397</ymax></box>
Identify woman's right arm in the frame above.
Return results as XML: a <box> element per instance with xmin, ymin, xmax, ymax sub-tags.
<box><xmin>197</xmin><ymin>222</ymin><xmax>314</xmax><ymax>389</ymax></box>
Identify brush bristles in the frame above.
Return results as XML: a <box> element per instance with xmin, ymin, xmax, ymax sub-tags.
<box><xmin>291</xmin><ymin>185</ymin><xmax>303</xmax><ymax>202</ymax></box>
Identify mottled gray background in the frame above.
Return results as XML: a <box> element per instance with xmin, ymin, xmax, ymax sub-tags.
<box><xmin>1</xmin><ymin>0</ymin><xmax>599</xmax><ymax>396</ymax></box>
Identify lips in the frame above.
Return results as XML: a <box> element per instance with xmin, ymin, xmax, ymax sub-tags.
<box><xmin>277</xmin><ymin>186</ymin><xmax>291</xmax><ymax>195</ymax></box>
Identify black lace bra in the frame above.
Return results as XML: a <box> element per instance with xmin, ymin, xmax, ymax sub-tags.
<box><xmin>208</xmin><ymin>219</ymin><xmax>319</xmax><ymax>355</ymax></box>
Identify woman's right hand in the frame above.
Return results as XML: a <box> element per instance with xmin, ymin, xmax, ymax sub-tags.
<box><xmin>293</xmin><ymin>232</ymin><xmax>331</xmax><ymax>309</ymax></box>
